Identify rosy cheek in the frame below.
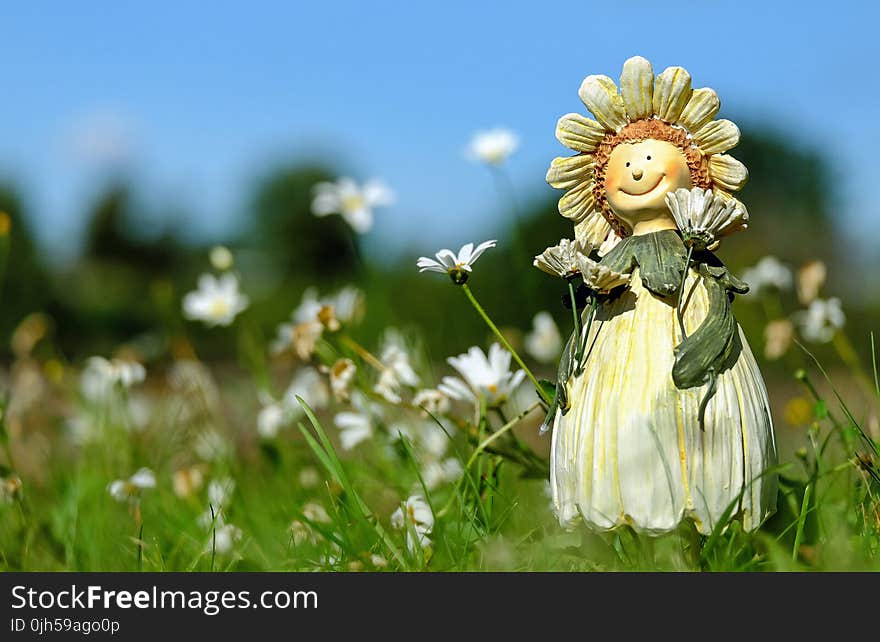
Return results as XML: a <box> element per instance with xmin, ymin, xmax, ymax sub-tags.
<box><xmin>605</xmin><ymin>167</ymin><xmax>620</xmax><ymax>191</ymax></box>
<box><xmin>664</xmin><ymin>160</ymin><xmax>681</xmax><ymax>180</ymax></box>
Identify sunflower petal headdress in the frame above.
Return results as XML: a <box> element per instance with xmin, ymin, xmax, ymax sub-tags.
<box><xmin>546</xmin><ymin>55</ymin><xmax>749</xmax><ymax>248</ymax></box>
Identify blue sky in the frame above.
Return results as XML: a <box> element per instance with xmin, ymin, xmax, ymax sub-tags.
<box><xmin>1</xmin><ymin>1</ymin><xmax>877</xmax><ymax>263</ymax></box>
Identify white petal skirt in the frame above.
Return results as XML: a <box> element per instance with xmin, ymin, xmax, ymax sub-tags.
<box><xmin>550</xmin><ymin>269</ymin><xmax>777</xmax><ymax>535</ymax></box>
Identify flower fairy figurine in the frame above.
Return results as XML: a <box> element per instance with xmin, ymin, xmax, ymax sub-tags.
<box><xmin>540</xmin><ymin>56</ymin><xmax>777</xmax><ymax>535</ymax></box>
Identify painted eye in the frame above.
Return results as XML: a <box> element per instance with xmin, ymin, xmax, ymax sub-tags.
<box><xmin>625</xmin><ymin>162</ymin><xmax>630</xmax><ymax>167</ymax></box>
<box><xmin>646</xmin><ymin>155</ymin><xmax>652</xmax><ymax>161</ymax></box>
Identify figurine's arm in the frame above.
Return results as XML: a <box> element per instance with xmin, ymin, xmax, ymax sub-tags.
<box><xmin>672</xmin><ymin>258</ymin><xmax>747</xmax><ymax>390</ymax></box>
<box><xmin>631</xmin><ymin>229</ymin><xmax>688</xmax><ymax>297</ymax></box>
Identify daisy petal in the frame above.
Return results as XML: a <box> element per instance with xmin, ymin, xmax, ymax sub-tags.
<box><xmin>694</xmin><ymin>119</ymin><xmax>740</xmax><ymax>155</ymax></box>
<box><xmin>678</xmin><ymin>87</ymin><xmax>720</xmax><ymax>132</ymax></box>
<box><xmin>619</xmin><ymin>55</ymin><xmax>654</xmax><ymax>120</ymax></box>
<box><xmin>574</xmin><ymin>212</ymin><xmax>613</xmax><ymax>247</ymax></box>
<box><xmin>653</xmin><ymin>66</ymin><xmax>692</xmax><ymax>123</ymax></box>
<box><xmin>555</xmin><ymin>113</ymin><xmax>606</xmax><ymax>153</ymax></box>
<box><xmin>558</xmin><ymin>181</ymin><xmax>596</xmax><ymax>223</ymax></box>
<box><xmin>546</xmin><ymin>155</ymin><xmax>595</xmax><ymax>190</ymax></box>
<box><xmin>469</xmin><ymin>239</ymin><xmax>497</xmax><ymax>263</ymax></box>
<box><xmin>578</xmin><ymin>75</ymin><xmax>627</xmax><ymax>132</ymax></box>
<box><xmin>457</xmin><ymin>242</ymin><xmax>475</xmax><ymax>265</ymax></box>
<box><xmin>709</xmin><ymin>154</ymin><xmax>749</xmax><ymax>191</ymax></box>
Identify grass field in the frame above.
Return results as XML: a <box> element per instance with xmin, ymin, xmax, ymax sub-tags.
<box><xmin>1</xmin><ymin>250</ymin><xmax>878</xmax><ymax>573</ymax></box>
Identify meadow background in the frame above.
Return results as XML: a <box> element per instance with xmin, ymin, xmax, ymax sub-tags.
<box><xmin>0</xmin><ymin>1</ymin><xmax>878</xmax><ymax>571</ymax></box>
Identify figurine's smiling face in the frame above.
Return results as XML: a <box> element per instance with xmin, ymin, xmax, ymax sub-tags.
<box><xmin>604</xmin><ymin>139</ymin><xmax>692</xmax><ymax>233</ymax></box>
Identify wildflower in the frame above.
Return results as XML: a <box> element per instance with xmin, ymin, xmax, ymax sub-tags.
<box><xmin>182</xmin><ymin>274</ymin><xmax>249</xmax><ymax>327</ymax></box>
<box><xmin>438</xmin><ymin>343</ymin><xmax>525</xmax><ymax>406</ymax></box>
<box><xmin>422</xmin><ymin>458</ymin><xmax>463</xmax><ymax>490</ymax></box>
<box><xmin>391</xmin><ymin>494</ymin><xmax>434</xmax><ymax>552</ymax></box>
<box><xmin>81</xmin><ymin>356</ymin><xmax>145</xmax><ymax>401</ymax></box>
<box><xmin>271</xmin><ymin>287</ymin><xmax>364</xmax><ymax>359</ymax></box>
<box><xmin>284</xmin><ymin>367</ymin><xmax>330</xmax><ymax>412</ymax></box>
<box><xmin>467</xmin><ymin>128</ymin><xmax>519</xmax><ymax>165</ymax></box>
<box><xmin>209</xmin><ymin>245</ymin><xmax>234</xmax><ymax>271</ymax></box>
<box><xmin>290</xmin><ymin>502</ymin><xmax>332</xmax><ymax>545</ymax></box>
<box><xmin>257</xmin><ymin>399</ymin><xmax>287</xmax><ymax>439</ymax></box>
<box><xmin>533</xmin><ymin>238</ymin><xmax>584</xmax><ymax>279</ymax></box>
<box><xmin>311</xmin><ymin>177</ymin><xmax>394</xmax><ymax>234</ymax></box>
<box><xmin>374</xmin><ymin>333</ymin><xmax>420</xmax><ymax>404</ymax></box>
<box><xmin>108</xmin><ymin>468</ymin><xmax>156</xmax><ymax>503</ymax></box>
<box><xmin>208</xmin><ymin>477</ymin><xmax>235</xmax><ymax>509</ymax></box>
<box><xmin>334</xmin><ymin>393</ymin><xmax>380</xmax><ymax>450</ymax></box>
<box><xmin>323</xmin><ymin>358</ymin><xmax>356</xmax><ymax>402</ymax></box>
<box><xmin>665</xmin><ymin>187</ymin><xmax>749</xmax><ymax>250</ymax></box>
<box><xmin>302</xmin><ymin>502</ymin><xmax>331</xmax><ymax>524</ymax></box>
<box><xmin>412</xmin><ymin>388</ymin><xmax>450</xmax><ymax>417</ymax></box>
<box><xmin>741</xmin><ymin>256</ymin><xmax>792</xmax><ymax>296</ymax></box>
<box><xmin>763</xmin><ymin>319</ymin><xmax>794</xmax><ymax>360</ymax></box>
<box><xmin>417</xmin><ymin>240</ymin><xmax>497</xmax><ymax>285</ymax></box>
<box><xmin>418</xmin><ymin>422</ymin><xmax>451</xmax><ymax>459</ymax></box>
<box><xmin>210</xmin><ymin>524</ymin><xmax>242</xmax><ymax>555</ymax></box>
<box><xmin>172</xmin><ymin>466</ymin><xmax>204</xmax><ymax>499</ymax></box>
<box><xmin>1</xmin><ymin>474</ymin><xmax>23</xmax><ymax>504</ymax></box>
<box><xmin>795</xmin><ymin>298</ymin><xmax>845</xmax><ymax>343</ymax></box>
<box><xmin>525</xmin><ymin>312</ymin><xmax>562</xmax><ymax>363</ymax></box>
<box><xmin>796</xmin><ymin>260</ymin><xmax>827</xmax><ymax>305</ymax></box>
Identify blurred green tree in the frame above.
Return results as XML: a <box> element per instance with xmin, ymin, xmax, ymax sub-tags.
<box><xmin>248</xmin><ymin>165</ymin><xmax>360</xmax><ymax>279</ymax></box>
<box><xmin>0</xmin><ymin>184</ymin><xmax>52</xmax><ymax>348</ymax></box>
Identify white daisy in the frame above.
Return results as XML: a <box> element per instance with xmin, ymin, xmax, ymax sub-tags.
<box><xmin>417</xmin><ymin>240</ymin><xmax>496</xmax><ymax>285</ymax></box>
<box><xmin>438</xmin><ymin>343</ymin><xmax>525</xmax><ymax>406</ymax></box>
<box><xmin>391</xmin><ymin>494</ymin><xmax>434</xmax><ymax>552</ymax></box>
<box><xmin>257</xmin><ymin>399</ymin><xmax>287</xmax><ymax>439</ymax></box>
<box><xmin>209</xmin><ymin>523</ymin><xmax>242</xmax><ymax>555</ymax></box>
<box><xmin>795</xmin><ymin>298</ymin><xmax>845</xmax><ymax>343</ymax></box>
<box><xmin>172</xmin><ymin>466</ymin><xmax>204</xmax><ymax>499</ymax></box>
<box><xmin>412</xmin><ymin>388</ymin><xmax>450</xmax><ymax>417</ymax></box>
<box><xmin>311</xmin><ymin>177</ymin><xmax>394</xmax><ymax>234</ymax></box>
<box><xmin>324</xmin><ymin>358</ymin><xmax>357</xmax><ymax>402</ymax></box>
<box><xmin>108</xmin><ymin>467</ymin><xmax>156</xmax><ymax>503</ymax></box>
<box><xmin>182</xmin><ymin>273</ymin><xmax>249</xmax><ymax>327</ymax></box>
<box><xmin>422</xmin><ymin>457</ymin><xmax>464</xmax><ymax>490</ymax></box>
<box><xmin>81</xmin><ymin>356</ymin><xmax>146</xmax><ymax>401</ymax></box>
<box><xmin>373</xmin><ymin>332</ymin><xmax>420</xmax><ymax>404</ymax></box>
<box><xmin>284</xmin><ymin>367</ymin><xmax>330</xmax><ymax>413</ymax></box>
<box><xmin>467</xmin><ymin>128</ymin><xmax>519</xmax><ymax>166</ymax></box>
<box><xmin>334</xmin><ymin>393</ymin><xmax>381</xmax><ymax>450</ymax></box>
<box><xmin>0</xmin><ymin>474</ymin><xmax>23</xmax><ymax>504</ymax></box>
<box><xmin>741</xmin><ymin>256</ymin><xmax>793</xmax><ymax>296</ymax></box>
<box><xmin>525</xmin><ymin>312</ymin><xmax>563</xmax><ymax>364</ymax></box>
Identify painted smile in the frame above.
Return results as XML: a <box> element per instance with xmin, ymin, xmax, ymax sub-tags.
<box><xmin>620</xmin><ymin>175</ymin><xmax>664</xmax><ymax>197</ymax></box>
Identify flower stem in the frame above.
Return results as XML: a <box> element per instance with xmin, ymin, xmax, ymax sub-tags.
<box><xmin>575</xmin><ymin>296</ymin><xmax>597</xmax><ymax>376</ymax></box>
<box><xmin>568</xmin><ymin>279</ymin><xmax>580</xmax><ymax>350</ymax></box>
<box><xmin>677</xmin><ymin>245</ymin><xmax>694</xmax><ymax>340</ymax></box>
<box><xmin>339</xmin><ymin>334</ymin><xmax>385</xmax><ymax>372</ymax></box>
<box><xmin>460</xmin><ymin>284</ymin><xmax>551</xmax><ymax>405</ymax></box>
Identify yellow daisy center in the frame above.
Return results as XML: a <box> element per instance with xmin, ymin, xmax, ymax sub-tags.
<box><xmin>341</xmin><ymin>194</ymin><xmax>365</xmax><ymax>213</ymax></box>
<box><xmin>209</xmin><ymin>297</ymin><xmax>230</xmax><ymax>319</ymax></box>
